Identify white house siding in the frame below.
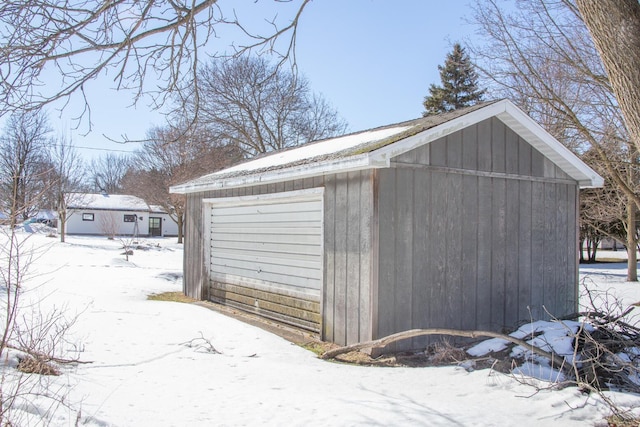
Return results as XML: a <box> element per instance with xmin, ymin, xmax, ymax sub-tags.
<box><xmin>65</xmin><ymin>209</ymin><xmax>149</xmax><ymax>236</ymax></box>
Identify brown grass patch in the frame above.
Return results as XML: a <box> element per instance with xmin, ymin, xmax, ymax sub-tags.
<box><xmin>147</xmin><ymin>291</ymin><xmax>196</xmax><ymax>303</ymax></box>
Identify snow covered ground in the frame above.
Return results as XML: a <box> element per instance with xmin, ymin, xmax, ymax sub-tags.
<box><xmin>5</xmin><ymin>229</ymin><xmax>640</xmax><ymax>426</ymax></box>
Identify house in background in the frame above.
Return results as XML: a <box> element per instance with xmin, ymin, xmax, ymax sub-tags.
<box><xmin>171</xmin><ymin>100</ymin><xmax>603</xmax><ymax>352</ymax></box>
<box><xmin>63</xmin><ymin>193</ymin><xmax>178</xmax><ymax>238</ymax></box>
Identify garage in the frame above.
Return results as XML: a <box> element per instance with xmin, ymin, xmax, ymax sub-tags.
<box><xmin>204</xmin><ymin>188</ymin><xmax>324</xmax><ymax>332</ymax></box>
<box><xmin>173</xmin><ymin>100</ymin><xmax>603</xmax><ymax>350</ymax></box>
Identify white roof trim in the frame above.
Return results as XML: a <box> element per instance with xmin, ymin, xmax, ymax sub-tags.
<box><xmin>171</xmin><ymin>100</ymin><xmax>603</xmax><ymax>193</ymax></box>
<box><xmin>370</xmin><ymin>100</ymin><xmax>602</xmax><ymax>188</ymax></box>
<box><xmin>172</xmin><ymin>154</ymin><xmax>375</xmax><ymax>193</ymax></box>
<box><xmin>498</xmin><ymin>101</ymin><xmax>603</xmax><ymax>188</ymax></box>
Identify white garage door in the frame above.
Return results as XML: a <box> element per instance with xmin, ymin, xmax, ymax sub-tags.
<box><xmin>205</xmin><ymin>188</ymin><xmax>324</xmax><ymax>303</ymax></box>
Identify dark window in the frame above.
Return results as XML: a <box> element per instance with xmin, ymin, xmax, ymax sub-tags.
<box><xmin>82</xmin><ymin>213</ymin><xmax>94</xmax><ymax>221</ymax></box>
<box><xmin>124</xmin><ymin>214</ymin><xmax>137</xmax><ymax>222</ymax></box>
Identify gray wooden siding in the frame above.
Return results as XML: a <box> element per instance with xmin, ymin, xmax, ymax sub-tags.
<box><xmin>322</xmin><ymin>170</ymin><xmax>375</xmax><ymax>345</ymax></box>
<box><xmin>377</xmin><ymin>117</ymin><xmax>579</xmax><ymax>350</ymax></box>
<box><xmin>184</xmin><ymin>192</ymin><xmax>210</xmax><ymax>300</ymax></box>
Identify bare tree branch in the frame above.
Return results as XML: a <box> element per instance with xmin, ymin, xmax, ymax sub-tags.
<box><xmin>0</xmin><ymin>1</ymin><xmax>310</xmax><ymax>131</ymax></box>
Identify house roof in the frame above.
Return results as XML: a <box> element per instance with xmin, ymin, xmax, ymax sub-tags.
<box><xmin>170</xmin><ymin>99</ymin><xmax>603</xmax><ymax>194</ymax></box>
<box><xmin>67</xmin><ymin>193</ymin><xmax>150</xmax><ymax>211</ymax></box>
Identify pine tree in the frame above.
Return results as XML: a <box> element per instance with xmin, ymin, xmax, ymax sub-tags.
<box><xmin>422</xmin><ymin>43</ymin><xmax>486</xmax><ymax>116</ymax></box>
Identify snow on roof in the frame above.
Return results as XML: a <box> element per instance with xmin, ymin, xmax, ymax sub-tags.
<box><xmin>149</xmin><ymin>204</ymin><xmax>170</xmax><ymax>214</ymax></box>
<box><xmin>67</xmin><ymin>193</ymin><xmax>150</xmax><ymax>211</ymax></box>
<box><xmin>221</xmin><ymin>125</ymin><xmax>413</xmax><ymax>174</ymax></box>
<box><xmin>171</xmin><ymin>100</ymin><xmax>602</xmax><ymax>193</ymax></box>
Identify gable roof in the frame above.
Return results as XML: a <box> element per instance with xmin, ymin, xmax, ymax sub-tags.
<box><xmin>170</xmin><ymin>99</ymin><xmax>603</xmax><ymax>194</ymax></box>
<box><xmin>67</xmin><ymin>193</ymin><xmax>150</xmax><ymax>211</ymax></box>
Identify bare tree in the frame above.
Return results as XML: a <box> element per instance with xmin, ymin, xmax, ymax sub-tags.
<box><xmin>0</xmin><ymin>110</ymin><xmax>52</xmax><ymax>228</ymax></box>
<box><xmin>0</xmin><ymin>0</ymin><xmax>312</xmax><ymax>130</ymax></box>
<box><xmin>46</xmin><ymin>137</ymin><xmax>86</xmax><ymax>243</ymax></box>
<box><xmin>191</xmin><ymin>56</ymin><xmax>348</xmax><ymax>156</ymax></box>
<box><xmin>90</xmin><ymin>153</ymin><xmax>131</xmax><ymax>194</ymax></box>
<box><xmin>98</xmin><ymin>211</ymin><xmax>119</xmax><ymax>241</ymax></box>
<box><xmin>123</xmin><ymin>124</ymin><xmax>241</xmax><ymax>243</ymax></box>
<box><xmin>470</xmin><ymin>0</ymin><xmax>640</xmax><ymax>279</ymax></box>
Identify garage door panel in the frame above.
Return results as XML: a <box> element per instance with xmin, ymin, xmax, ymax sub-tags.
<box><xmin>210</xmin><ymin>246</ymin><xmax>320</xmax><ymax>262</ymax></box>
<box><xmin>213</xmin><ymin>226</ymin><xmax>321</xmax><ymax>236</ymax></box>
<box><xmin>210</xmin><ymin>262</ymin><xmax>322</xmax><ymax>290</ymax></box>
<box><xmin>211</xmin><ymin>240</ymin><xmax>322</xmax><ymax>257</ymax></box>
<box><xmin>212</xmin><ymin>251</ymin><xmax>321</xmax><ymax>270</ymax></box>
<box><xmin>212</xmin><ymin>231</ymin><xmax>321</xmax><ymax>245</ymax></box>
<box><xmin>212</xmin><ymin>200</ymin><xmax>321</xmax><ymax>216</ymax></box>
<box><xmin>211</xmin><ymin>210</ymin><xmax>323</xmax><ymax>225</ymax></box>
<box><xmin>206</xmin><ymin>189</ymin><xmax>324</xmax><ymax>332</ymax></box>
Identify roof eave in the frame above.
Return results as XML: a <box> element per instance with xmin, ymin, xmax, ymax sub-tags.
<box><xmin>170</xmin><ymin>154</ymin><xmax>384</xmax><ymax>194</ymax></box>
<box><xmin>497</xmin><ymin>101</ymin><xmax>603</xmax><ymax>188</ymax></box>
<box><xmin>171</xmin><ymin>99</ymin><xmax>604</xmax><ymax>193</ymax></box>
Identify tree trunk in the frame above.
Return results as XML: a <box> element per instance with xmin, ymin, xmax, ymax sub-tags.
<box><xmin>628</xmin><ymin>202</ymin><xmax>638</xmax><ymax>281</ymax></box>
<box><xmin>59</xmin><ymin>210</ymin><xmax>66</xmax><ymax>243</ymax></box>
<box><xmin>177</xmin><ymin>213</ymin><xmax>184</xmax><ymax>244</ymax></box>
<box><xmin>576</xmin><ymin>0</ymin><xmax>640</xmax><ymax>156</ymax></box>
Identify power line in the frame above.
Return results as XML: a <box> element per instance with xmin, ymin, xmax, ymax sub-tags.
<box><xmin>71</xmin><ymin>144</ymin><xmax>135</xmax><ymax>153</ymax></box>
<box><xmin>49</xmin><ymin>142</ymin><xmax>137</xmax><ymax>154</ymax></box>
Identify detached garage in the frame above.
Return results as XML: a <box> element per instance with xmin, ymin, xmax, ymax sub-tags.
<box><xmin>171</xmin><ymin>99</ymin><xmax>602</xmax><ymax>350</ymax></box>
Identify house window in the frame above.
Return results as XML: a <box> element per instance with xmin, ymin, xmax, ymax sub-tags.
<box><xmin>82</xmin><ymin>213</ymin><xmax>94</xmax><ymax>221</ymax></box>
<box><xmin>124</xmin><ymin>214</ymin><xmax>137</xmax><ymax>222</ymax></box>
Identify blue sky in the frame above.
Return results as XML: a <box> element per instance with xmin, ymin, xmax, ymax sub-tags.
<box><xmin>49</xmin><ymin>1</ymin><xmax>477</xmax><ymax>160</ymax></box>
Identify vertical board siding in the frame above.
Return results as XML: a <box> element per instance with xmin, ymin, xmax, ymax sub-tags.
<box><xmin>518</xmin><ymin>181</ymin><xmax>533</xmax><ymax>322</ymax></box>
<box><xmin>376</xmin><ymin>117</ymin><xmax>579</xmax><ymax>351</ymax></box>
<box><xmin>376</xmin><ymin>169</ymin><xmax>397</xmax><ymax>344</ymax></box>
<box><xmin>445</xmin><ymin>173</ymin><xmax>463</xmax><ymax>331</ymax></box>
<box><xmin>322</xmin><ymin>175</ymin><xmax>336</xmax><ymax>340</ymax></box>
<box><xmin>461</xmin><ymin>174</ymin><xmax>478</xmax><ymax>331</ymax></box>
<box><xmin>358</xmin><ymin>173</ymin><xmax>373</xmax><ymax>342</ymax></box>
<box><xmin>332</xmin><ymin>173</ymin><xmax>349</xmax><ymax>345</ymax></box>
<box><xmin>346</xmin><ymin>172</ymin><xmax>362</xmax><ymax>344</ymax></box>
<box><xmin>395</xmin><ymin>168</ymin><xmax>414</xmax><ymax>341</ymax></box>
<box><xmin>504</xmin><ymin>179</ymin><xmax>520</xmax><ymax>327</ymax></box>
<box><xmin>476</xmin><ymin>176</ymin><xmax>493</xmax><ymax>331</ymax></box>
<box><xmin>491</xmin><ymin>178</ymin><xmax>507</xmax><ymax>330</ymax></box>
<box><xmin>412</xmin><ymin>169</ymin><xmax>431</xmax><ymax>349</ymax></box>
<box><xmin>530</xmin><ymin>182</ymin><xmax>546</xmax><ymax>320</ymax></box>
<box><xmin>183</xmin><ymin>193</ymin><xmax>202</xmax><ymax>299</ymax></box>
<box><xmin>324</xmin><ymin>170</ymin><xmax>375</xmax><ymax>345</ymax></box>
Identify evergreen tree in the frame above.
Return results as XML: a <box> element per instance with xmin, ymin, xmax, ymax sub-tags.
<box><xmin>422</xmin><ymin>43</ymin><xmax>486</xmax><ymax>116</ymax></box>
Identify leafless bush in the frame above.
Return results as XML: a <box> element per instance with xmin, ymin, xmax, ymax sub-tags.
<box><xmin>12</xmin><ymin>305</ymin><xmax>83</xmax><ymax>368</ymax></box>
<box><xmin>569</xmin><ymin>286</ymin><xmax>640</xmax><ymax>394</ymax></box>
<box><xmin>0</xmin><ymin>225</ymin><xmax>83</xmax><ymax>425</ymax></box>
<box><xmin>427</xmin><ymin>340</ymin><xmax>467</xmax><ymax>365</ymax></box>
